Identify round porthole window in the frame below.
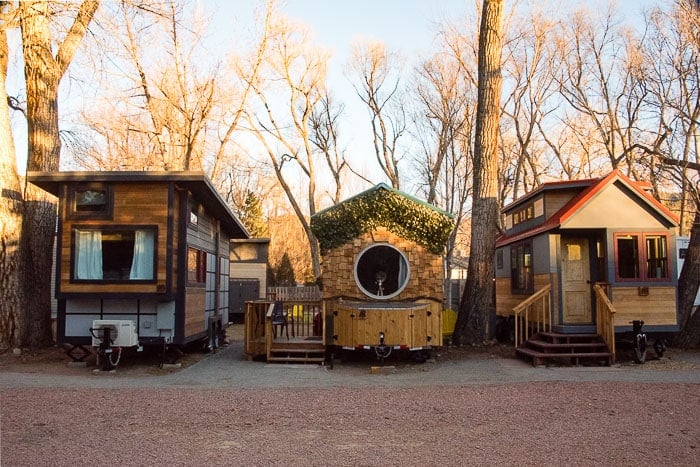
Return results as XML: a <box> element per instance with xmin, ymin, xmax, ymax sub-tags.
<box><xmin>354</xmin><ymin>244</ymin><xmax>410</xmax><ymax>299</ymax></box>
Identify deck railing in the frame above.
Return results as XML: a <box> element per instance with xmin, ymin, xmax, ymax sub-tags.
<box><xmin>244</xmin><ymin>299</ymin><xmax>323</xmax><ymax>358</ymax></box>
<box><xmin>266</xmin><ymin>286</ymin><xmax>322</xmax><ymax>301</ymax></box>
<box><xmin>593</xmin><ymin>283</ymin><xmax>616</xmax><ymax>361</ymax></box>
<box><xmin>513</xmin><ymin>284</ymin><xmax>552</xmax><ymax>347</ymax></box>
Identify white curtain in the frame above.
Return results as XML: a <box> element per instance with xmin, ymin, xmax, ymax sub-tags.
<box><xmin>129</xmin><ymin>230</ymin><xmax>155</xmax><ymax>279</ymax></box>
<box><xmin>75</xmin><ymin>230</ymin><xmax>103</xmax><ymax>279</ymax></box>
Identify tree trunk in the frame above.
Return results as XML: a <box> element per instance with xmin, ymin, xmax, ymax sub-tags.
<box><xmin>16</xmin><ymin>0</ymin><xmax>99</xmax><ymax>347</ymax></box>
<box><xmin>453</xmin><ymin>0</ymin><xmax>504</xmax><ymax>345</ymax></box>
<box><xmin>674</xmin><ymin>211</ymin><xmax>700</xmax><ymax>348</ymax></box>
<box><xmin>0</xmin><ymin>8</ymin><xmax>22</xmax><ymax>349</ymax></box>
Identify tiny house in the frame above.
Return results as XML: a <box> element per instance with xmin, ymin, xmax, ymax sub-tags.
<box><xmin>29</xmin><ymin>171</ymin><xmax>249</xmax><ymax>357</ymax></box>
<box><xmin>310</xmin><ymin>183</ymin><xmax>454</xmax><ymax>361</ymax></box>
<box><xmin>495</xmin><ymin>170</ymin><xmax>680</xmax><ymax>362</ymax></box>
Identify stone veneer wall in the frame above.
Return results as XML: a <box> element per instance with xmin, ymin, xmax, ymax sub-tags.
<box><xmin>321</xmin><ymin>226</ymin><xmax>444</xmax><ymax>302</ymax></box>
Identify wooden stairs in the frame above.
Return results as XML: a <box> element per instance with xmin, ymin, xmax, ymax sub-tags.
<box><xmin>267</xmin><ymin>338</ymin><xmax>325</xmax><ymax>364</ymax></box>
<box><xmin>516</xmin><ymin>332</ymin><xmax>613</xmax><ymax>366</ymax></box>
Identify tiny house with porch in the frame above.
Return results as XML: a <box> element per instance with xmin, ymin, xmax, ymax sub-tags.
<box><xmin>28</xmin><ymin>171</ymin><xmax>249</xmax><ymax>362</ymax></box>
<box><xmin>243</xmin><ymin>183</ymin><xmax>454</xmax><ymax>363</ymax></box>
<box><xmin>495</xmin><ymin>170</ymin><xmax>680</xmax><ymax>364</ymax></box>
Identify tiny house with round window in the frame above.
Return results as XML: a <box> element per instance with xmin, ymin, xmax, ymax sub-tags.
<box><xmin>310</xmin><ymin>183</ymin><xmax>454</xmax><ymax>361</ymax></box>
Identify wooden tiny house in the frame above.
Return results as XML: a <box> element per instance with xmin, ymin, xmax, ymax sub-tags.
<box><xmin>311</xmin><ymin>183</ymin><xmax>454</xmax><ymax>361</ymax></box>
<box><xmin>29</xmin><ymin>171</ymin><xmax>249</xmax><ymax>356</ymax></box>
<box><xmin>495</xmin><ymin>170</ymin><xmax>680</xmax><ymax>363</ymax></box>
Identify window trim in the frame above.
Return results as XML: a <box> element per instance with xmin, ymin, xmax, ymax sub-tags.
<box><xmin>613</xmin><ymin>231</ymin><xmax>671</xmax><ymax>283</ymax></box>
<box><xmin>67</xmin><ymin>184</ymin><xmax>114</xmax><ymax>220</ymax></box>
<box><xmin>510</xmin><ymin>240</ymin><xmax>534</xmax><ymax>295</ymax></box>
<box><xmin>187</xmin><ymin>247</ymin><xmax>208</xmax><ymax>285</ymax></box>
<box><xmin>70</xmin><ymin>224</ymin><xmax>158</xmax><ymax>284</ymax></box>
<box><xmin>353</xmin><ymin>243</ymin><xmax>410</xmax><ymax>300</ymax></box>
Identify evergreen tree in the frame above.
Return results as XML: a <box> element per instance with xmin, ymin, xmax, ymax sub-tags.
<box><xmin>240</xmin><ymin>191</ymin><xmax>268</xmax><ymax>238</ymax></box>
<box><xmin>275</xmin><ymin>252</ymin><xmax>296</xmax><ymax>286</ymax></box>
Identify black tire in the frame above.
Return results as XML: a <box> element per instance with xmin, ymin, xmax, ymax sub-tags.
<box><xmin>633</xmin><ymin>334</ymin><xmax>647</xmax><ymax>364</ymax></box>
<box><xmin>653</xmin><ymin>338</ymin><xmax>666</xmax><ymax>358</ymax></box>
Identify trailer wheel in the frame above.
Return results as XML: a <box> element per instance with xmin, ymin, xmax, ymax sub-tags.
<box><xmin>633</xmin><ymin>333</ymin><xmax>647</xmax><ymax>364</ymax></box>
<box><xmin>653</xmin><ymin>338</ymin><xmax>666</xmax><ymax>358</ymax></box>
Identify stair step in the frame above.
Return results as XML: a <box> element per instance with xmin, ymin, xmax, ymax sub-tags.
<box><xmin>516</xmin><ymin>347</ymin><xmax>612</xmax><ymax>366</ymax></box>
<box><xmin>270</xmin><ymin>348</ymin><xmax>325</xmax><ymax>354</ymax></box>
<box><xmin>267</xmin><ymin>356</ymin><xmax>325</xmax><ymax>363</ymax></box>
<box><xmin>527</xmin><ymin>339</ymin><xmax>607</xmax><ymax>350</ymax></box>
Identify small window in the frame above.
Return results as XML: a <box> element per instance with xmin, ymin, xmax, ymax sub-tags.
<box><xmin>354</xmin><ymin>244</ymin><xmax>410</xmax><ymax>299</ymax></box>
<box><xmin>615</xmin><ymin>233</ymin><xmax>669</xmax><ymax>282</ymax></box>
<box><xmin>69</xmin><ymin>185</ymin><xmax>113</xmax><ymax>219</ymax></box>
<box><xmin>188</xmin><ymin>247</ymin><xmax>207</xmax><ymax>284</ymax></box>
<box><xmin>510</xmin><ymin>241</ymin><xmax>533</xmax><ymax>294</ymax></box>
<box><xmin>645</xmin><ymin>235</ymin><xmax>668</xmax><ymax>279</ymax></box>
<box><xmin>72</xmin><ymin>227</ymin><xmax>156</xmax><ymax>282</ymax></box>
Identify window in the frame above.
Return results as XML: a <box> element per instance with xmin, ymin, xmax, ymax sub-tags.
<box><xmin>73</xmin><ymin>227</ymin><xmax>156</xmax><ymax>281</ymax></box>
<box><xmin>354</xmin><ymin>244</ymin><xmax>410</xmax><ymax>299</ymax></box>
<box><xmin>615</xmin><ymin>233</ymin><xmax>669</xmax><ymax>281</ymax></box>
<box><xmin>510</xmin><ymin>241</ymin><xmax>533</xmax><ymax>294</ymax></box>
<box><xmin>68</xmin><ymin>185</ymin><xmax>113</xmax><ymax>219</ymax></box>
<box><xmin>188</xmin><ymin>247</ymin><xmax>207</xmax><ymax>284</ymax></box>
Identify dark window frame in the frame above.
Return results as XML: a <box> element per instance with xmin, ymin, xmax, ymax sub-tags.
<box><xmin>67</xmin><ymin>184</ymin><xmax>114</xmax><ymax>220</ymax></box>
<box><xmin>510</xmin><ymin>240</ymin><xmax>534</xmax><ymax>294</ymax></box>
<box><xmin>614</xmin><ymin>232</ymin><xmax>670</xmax><ymax>283</ymax></box>
<box><xmin>70</xmin><ymin>224</ymin><xmax>158</xmax><ymax>283</ymax></box>
<box><xmin>187</xmin><ymin>247</ymin><xmax>207</xmax><ymax>285</ymax></box>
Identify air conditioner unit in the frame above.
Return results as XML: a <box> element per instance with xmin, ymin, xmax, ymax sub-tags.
<box><xmin>91</xmin><ymin>320</ymin><xmax>139</xmax><ymax>347</ymax></box>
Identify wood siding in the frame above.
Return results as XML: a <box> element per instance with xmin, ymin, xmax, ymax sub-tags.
<box><xmin>611</xmin><ymin>286</ymin><xmax>678</xmax><ymax>326</ymax></box>
<box><xmin>184</xmin><ymin>287</ymin><xmax>207</xmax><ymax>337</ymax></box>
<box><xmin>58</xmin><ymin>182</ymin><xmax>169</xmax><ymax>294</ymax></box>
<box><xmin>496</xmin><ymin>273</ymin><xmax>556</xmax><ymax>319</ymax></box>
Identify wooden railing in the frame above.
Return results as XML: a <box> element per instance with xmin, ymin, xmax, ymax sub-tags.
<box><xmin>244</xmin><ymin>301</ymin><xmax>272</xmax><ymax>356</ymax></box>
<box><xmin>513</xmin><ymin>284</ymin><xmax>552</xmax><ymax>347</ymax></box>
<box><xmin>245</xmin><ymin>299</ymin><xmax>323</xmax><ymax>358</ymax></box>
<box><xmin>266</xmin><ymin>286</ymin><xmax>322</xmax><ymax>301</ymax></box>
<box><xmin>593</xmin><ymin>283</ymin><xmax>616</xmax><ymax>361</ymax></box>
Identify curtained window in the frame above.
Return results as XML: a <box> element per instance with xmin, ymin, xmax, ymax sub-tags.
<box><xmin>73</xmin><ymin>227</ymin><xmax>156</xmax><ymax>282</ymax></box>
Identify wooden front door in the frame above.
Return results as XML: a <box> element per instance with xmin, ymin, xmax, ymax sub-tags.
<box><xmin>561</xmin><ymin>237</ymin><xmax>592</xmax><ymax>324</ymax></box>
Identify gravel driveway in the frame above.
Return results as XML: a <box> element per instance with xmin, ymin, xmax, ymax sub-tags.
<box><xmin>2</xmin><ymin>336</ymin><xmax>699</xmax><ymax>466</ymax></box>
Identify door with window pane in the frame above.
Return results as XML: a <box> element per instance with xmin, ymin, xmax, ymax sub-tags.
<box><xmin>561</xmin><ymin>237</ymin><xmax>592</xmax><ymax>324</ymax></box>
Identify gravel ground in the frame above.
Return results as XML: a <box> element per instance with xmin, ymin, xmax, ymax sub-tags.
<box><xmin>1</xmin><ymin>327</ymin><xmax>699</xmax><ymax>466</ymax></box>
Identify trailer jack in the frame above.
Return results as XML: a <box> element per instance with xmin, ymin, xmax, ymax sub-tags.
<box><xmin>375</xmin><ymin>331</ymin><xmax>392</xmax><ymax>362</ymax></box>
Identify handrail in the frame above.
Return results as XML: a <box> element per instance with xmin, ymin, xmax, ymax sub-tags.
<box><xmin>593</xmin><ymin>283</ymin><xmax>616</xmax><ymax>361</ymax></box>
<box><xmin>513</xmin><ymin>284</ymin><xmax>551</xmax><ymax>348</ymax></box>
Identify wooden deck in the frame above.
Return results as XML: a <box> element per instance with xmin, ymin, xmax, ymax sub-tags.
<box><xmin>244</xmin><ymin>300</ymin><xmax>326</xmax><ymax>363</ymax></box>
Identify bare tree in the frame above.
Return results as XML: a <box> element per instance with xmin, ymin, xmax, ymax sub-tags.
<box><xmin>453</xmin><ymin>0</ymin><xmax>504</xmax><ymax>345</ymax></box>
<box><xmin>0</xmin><ymin>1</ymin><xmax>22</xmax><ymax>349</ymax></box>
<box><xmin>308</xmin><ymin>91</ymin><xmax>347</xmax><ymax>205</ymax></box>
<box><xmin>14</xmin><ymin>0</ymin><xmax>99</xmax><ymax>348</ymax></box>
<box><xmin>242</xmin><ymin>10</ymin><xmax>341</xmax><ymax>280</ymax></box>
<box><xmin>348</xmin><ymin>40</ymin><xmax>406</xmax><ymax>189</ymax></box>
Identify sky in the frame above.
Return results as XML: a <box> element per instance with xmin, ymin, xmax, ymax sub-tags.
<box><xmin>10</xmin><ymin>0</ymin><xmax>665</xmax><ymax>179</ymax></box>
<box><xmin>208</xmin><ymin>0</ymin><xmax>470</xmax><ymax>185</ymax></box>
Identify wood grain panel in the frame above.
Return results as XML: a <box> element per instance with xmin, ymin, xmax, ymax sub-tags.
<box><xmin>611</xmin><ymin>286</ymin><xmax>677</xmax><ymax>326</ymax></box>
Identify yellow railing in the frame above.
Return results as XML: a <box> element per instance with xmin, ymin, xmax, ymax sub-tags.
<box><xmin>593</xmin><ymin>283</ymin><xmax>616</xmax><ymax>361</ymax></box>
<box><xmin>513</xmin><ymin>284</ymin><xmax>552</xmax><ymax>347</ymax></box>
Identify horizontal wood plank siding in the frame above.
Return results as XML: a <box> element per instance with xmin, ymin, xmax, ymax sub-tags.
<box><xmin>611</xmin><ymin>286</ymin><xmax>677</xmax><ymax>326</ymax></box>
<box><xmin>496</xmin><ymin>273</ymin><xmax>555</xmax><ymax>318</ymax></box>
<box><xmin>59</xmin><ymin>183</ymin><xmax>169</xmax><ymax>294</ymax></box>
